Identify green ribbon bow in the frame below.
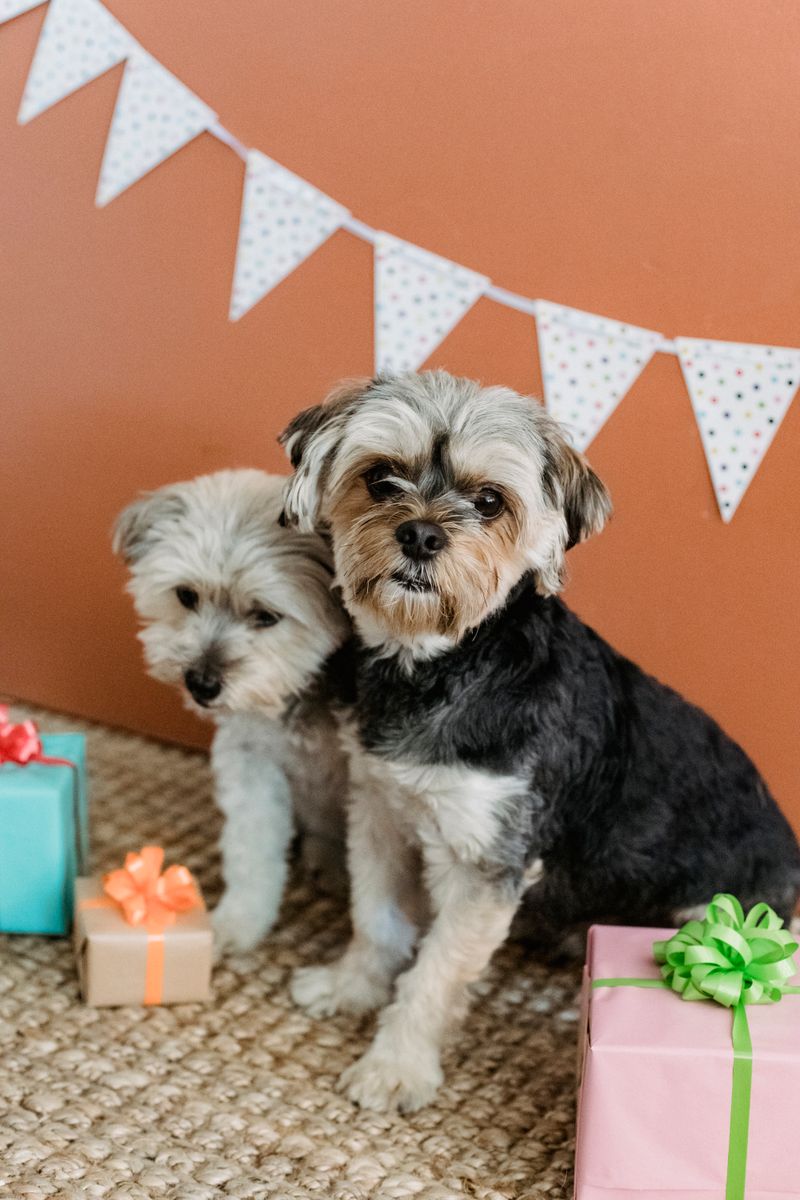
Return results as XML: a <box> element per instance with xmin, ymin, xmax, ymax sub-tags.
<box><xmin>654</xmin><ymin>893</ymin><xmax>798</xmax><ymax>1007</ymax></box>
<box><xmin>593</xmin><ymin>894</ymin><xmax>800</xmax><ymax>1200</ymax></box>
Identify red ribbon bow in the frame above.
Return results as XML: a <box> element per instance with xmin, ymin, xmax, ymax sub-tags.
<box><xmin>102</xmin><ymin>846</ymin><xmax>203</xmax><ymax>932</ymax></box>
<box><xmin>0</xmin><ymin>705</ymin><xmax>43</xmax><ymax>764</ymax></box>
<box><xmin>0</xmin><ymin>705</ymin><xmax>86</xmax><ymax>876</ymax></box>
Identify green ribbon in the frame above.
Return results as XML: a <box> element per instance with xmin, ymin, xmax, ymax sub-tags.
<box><xmin>592</xmin><ymin>894</ymin><xmax>800</xmax><ymax>1200</ymax></box>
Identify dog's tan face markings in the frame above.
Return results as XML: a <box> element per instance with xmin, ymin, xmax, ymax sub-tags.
<box><xmin>280</xmin><ymin>371</ymin><xmax>612</xmax><ymax>645</ymax></box>
<box><xmin>326</xmin><ymin>441</ymin><xmax>530</xmax><ymax>640</ymax></box>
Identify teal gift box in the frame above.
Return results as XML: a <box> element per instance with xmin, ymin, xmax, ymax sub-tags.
<box><xmin>0</xmin><ymin>730</ymin><xmax>89</xmax><ymax>935</ymax></box>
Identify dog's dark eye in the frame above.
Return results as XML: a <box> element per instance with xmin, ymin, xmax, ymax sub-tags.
<box><xmin>175</xmin><ymin>586</ymin><xmax>199</xmax><ymax>610</ymax></box>
<box><xmin>251</xmin><ymin>609</ymin><xmax>282</xmax><ymax>629</ymax></box>
<box><xmin>364</xmin><ymin>462</ymin><xmax>404</xmax><ymax>501</ymax></box>
<box><xmin>473</xmin><ymin>488</ymin><xmax>504</xmax><ymax>520</ymax></box>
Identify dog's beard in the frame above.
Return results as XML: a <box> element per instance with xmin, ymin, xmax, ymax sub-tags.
<box><xmin>352</xmin><ymin>567</ymin><xmax>456</xmax><ymax>638</ymax></box>
<box><xmin>332</xmin><ymin>506</ymin><xmax>528</xmax><ymax>642</ymax></box>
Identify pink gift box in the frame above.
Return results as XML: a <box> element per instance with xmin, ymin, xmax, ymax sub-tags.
<box><xmin>575</xmin><ymin>924</ymin><xmax>800</xmax><ymax>1200</ymax></box>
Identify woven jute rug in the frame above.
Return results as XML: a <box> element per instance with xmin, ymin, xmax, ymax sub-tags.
<box><xmin>0</xmin><ymin>701</ymin><xmax>581</xmax><ymax>1200</ymax></box>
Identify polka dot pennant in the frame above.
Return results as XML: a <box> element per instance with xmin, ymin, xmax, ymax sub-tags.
<box><xmin>0</xmin><ymin>0</ymin><xmax>45</xmax><ymax>24</ymax></box>
<box><xmin>676</xmin><ymin>337</ymin><xmax>800</xmax><ymax>522</ymax></box>
<box><xmin>96</xmin><ymin>51</ymin><xmax>215</xmax><ymax>207</ymax></box>
<box><xmin>534</xmin><ymin>300</ymin><xmax>661</xmax><ymax>452</ymax></box>
<box><xmin>18</xmin><ymin>0</ymin><xmax>134</xmax><ymax>125</ymax></box>
<box><xmin>229</xmin><ymin>149</ymin><xmax>349</xmax><ymax>321</ymax></box>
<box><xmin>374</xmin><ymin>233</ymin><xmax>489</xmax><ymax>373</ymax></box>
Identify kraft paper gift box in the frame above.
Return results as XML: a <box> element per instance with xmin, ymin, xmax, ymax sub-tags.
<box><xmin>574</xmin><ymin>917</ymin><xmax>800</xmax><ymax>1200</ymax></box>
<box><xmin>0</xmin><ymin>715</ymin><xmax>89</xmax><ymax>935</ymax></box>
<box><xmin>74</xmin><ymin>849</ymin><xmax>213</xmax><ymax>1006</ymax></box>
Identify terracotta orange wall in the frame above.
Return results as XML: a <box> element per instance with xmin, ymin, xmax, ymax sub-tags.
<box><xmin>2</xmin><ymin>1</ymin><xmax>799</xmax><ymax>825</ymax></box>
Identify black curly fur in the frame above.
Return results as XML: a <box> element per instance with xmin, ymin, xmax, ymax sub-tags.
<box><xmin>330</xmin><ymin>572</ymin><xmax>800</xmax><ymax>931</ymax></box>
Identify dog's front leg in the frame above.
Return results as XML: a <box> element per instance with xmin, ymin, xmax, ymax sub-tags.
<box><xmin>291</xmin><ymin>787</ymin><xmax>421</xmax><ymax>1018</ymax></box>
<box><xmin>211</xmin><ymin>714</ymin><xmax>295</xmax><ymax>955</ymax></box>
<box><xmin>339</xmin><ymin>852</ymin><xmax>520</xmax><ymax>1113</ymax></box>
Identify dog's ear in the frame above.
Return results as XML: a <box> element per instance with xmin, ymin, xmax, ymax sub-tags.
<box><xmin>552</xmin><ymin>440</ymin><xmax>612</xmax><ymax>550</ymax></box>
<box><xmin>278</xmin><ymin>378</ymin><xmax>372</xmax><ymax>531</ymax></box>
<box><xmin>280</xmin><ymin>403</ymin><xmax>334</xmax><ymax>471</ymax></box>
<box><xmin>534</xmin><ymin>430</ymin><xmax>611</xmax><ymax>594</ymax></box>
<box><xmin>112</xmin><ymin>487</ymin><xmax>188</xmax><ymax>564</ymax></box>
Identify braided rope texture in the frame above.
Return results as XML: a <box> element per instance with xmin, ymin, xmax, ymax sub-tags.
<box><xmin>0</xmin><ymin>702</ymin><xmax>580</xmax><ymax>1199</ymax></box>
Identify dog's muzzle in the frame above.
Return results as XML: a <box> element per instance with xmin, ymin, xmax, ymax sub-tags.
<box><xmin>391</xmin><ymin>570</ymin><xmax>434</xmax><ymax>594</ymax></box>
<box><xmin>395</xmin><ymin>520</ymin><xmax>448</xmax><ymax>563</ymax></box>
<box><xmin>184</xmin><ymin>665</ymin><xmax>223</xmax><ymax>706</ymax></box>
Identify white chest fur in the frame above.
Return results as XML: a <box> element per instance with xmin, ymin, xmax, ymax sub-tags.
<box><xmin>340</xmin><ymin>720</ymin><xmax>525</xmax><ymax>865</ymax></box>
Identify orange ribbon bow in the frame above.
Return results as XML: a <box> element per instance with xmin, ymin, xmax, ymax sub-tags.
<box><xmin>84</xmin><ymin>846</ymin><xmax>204</xmax><ymax>1005</ymax></box>
<box><xmin>103</xmin><ymin>845</ymin><xmax>202</xmax><ymax>933</ymax></box>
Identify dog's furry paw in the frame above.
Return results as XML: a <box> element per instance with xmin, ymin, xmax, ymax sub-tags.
<box><xmin>337</xmin><ymin>1045</ymin><xmax>443</xmax><ymax>1113</ymax></box>
<box><xmin>290</xmin><ymin>963</ymin><xmax>390</xmax><ymax>1018</ymax></box>
<box><xmin>212</xmin><ymin>893</ymin><xmax>278</xmax><ymax>959</ymax></box>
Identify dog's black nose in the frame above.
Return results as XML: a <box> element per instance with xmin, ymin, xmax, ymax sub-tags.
<box><xmin>184</xmin><ymin>667</ymin><xmax>222</xmax><ymax>705</ymax></box>
<box><xmin>395</xmin><ymin>520</ymin><xmax>448</xmax><ymax>562</ymax></box>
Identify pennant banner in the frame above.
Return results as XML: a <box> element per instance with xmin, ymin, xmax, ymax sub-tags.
<box><xmin>0</xmin><ymin>0</ymin><xmax>45</xmax><ymax>22</ymax></box>
<box><xmin>18</xmin><ymin>0</ymin><xmax>133</xmax><ymax>124</ymax></box>
<box><xmin>535</xmin><ymin>300</ymin><xmax>662</xmax><ymax>451</ymax></box>
<box><xmin>96</xmin><ymin>51</ymin><xmax>215</xmax><ymax>206</ymax></box>
<box><xmin>229</xmin><ymin>149</ymin><xmax>349</xmax><ymax>321</ymax></box>
<box><xmin>3</xmin><ymin>0</ymin><xmax>799</xmax><ymax>522</ymax></box>
<box><xmin>676</xmin><ymin>338</ymin><xmax>800</xmax><ymax>521</ymax></box>
<box><xmin>374</xmin><ymin>233</ymin><xmax>489</xmax><ymax>373</ymax></box>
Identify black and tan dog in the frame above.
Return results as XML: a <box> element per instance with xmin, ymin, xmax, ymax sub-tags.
<box><xmin>280</xmin><ymin>370</ymin><xmax>800</xmax><ymax>1113</ymax></box>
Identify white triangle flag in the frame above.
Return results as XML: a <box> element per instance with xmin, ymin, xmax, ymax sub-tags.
<box><xmin>0</xmin><ymin>0</ymin><xmax>45</xmax><ymax>23</ymax></box>
<box><xmin>676</xmin><ymin>337</ymin><xmax>800</xmax><ymax>521</ymax></box>
<box><xmin>96</xmin><ymin>51</ymin><xmax>215</xmax><ymax>206</ymax></box>
<box><xmin>229</xmin><ymin>150</ymin><xmax>349</xmax><ymax>321</ymax></box>
<box><xmin>535</xmin><ymin>300</ymin><xmax>662</xmax><ymax>451</ymax></box>
<box><xmin>374</xmin><ymin>233</ymin><xmax>489</xmax><ymax>373</ymax></box>
<box><xmin>18</xmin><ymin>0</ymin><xmax>135</xmax><ymax>125</ymax></box>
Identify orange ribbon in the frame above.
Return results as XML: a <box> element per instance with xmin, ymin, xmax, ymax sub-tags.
<box><xmin>103</xmin><ymin>846</ymin><xmax>202</xmax><ymax>931</ymax></box>
<box><xmin>83</xmin><ymin>846</ymin><xmax>204</xmax><ymax>1005</ymax></box>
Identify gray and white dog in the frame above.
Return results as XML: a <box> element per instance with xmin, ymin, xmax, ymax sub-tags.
<box><xmin>280</xmin><ymin>371</ymin><xmax>800</xmax><ymax>1113</ymax></box>
<box><xmin>113</xmin><ymin>469</ymin><xmax>350</xmax><ymax>954</ymax></box>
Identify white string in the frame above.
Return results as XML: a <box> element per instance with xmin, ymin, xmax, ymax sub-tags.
<box><xmin>208</xmin><ymin>120</ymin><xmax>248</xmax><ymax>162</ymax></box>
<box><xmin>485</xmin><ymin>285</ymin><xmax>537</xmax><ymax>317</ymax></box>
<box><xmin>209</xmin><ymin>121</ymin><xmax>681</xmax><ymax>352</ymax></box>
<box><xmin>654</xmin><ymin>337</ymin><xmax>679</xmax><ymax>357</ymax></box>
<box><xmin>341</xmin><ymin>213</ymin><xmax>377</xmax><ymax>243</ymax></box>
